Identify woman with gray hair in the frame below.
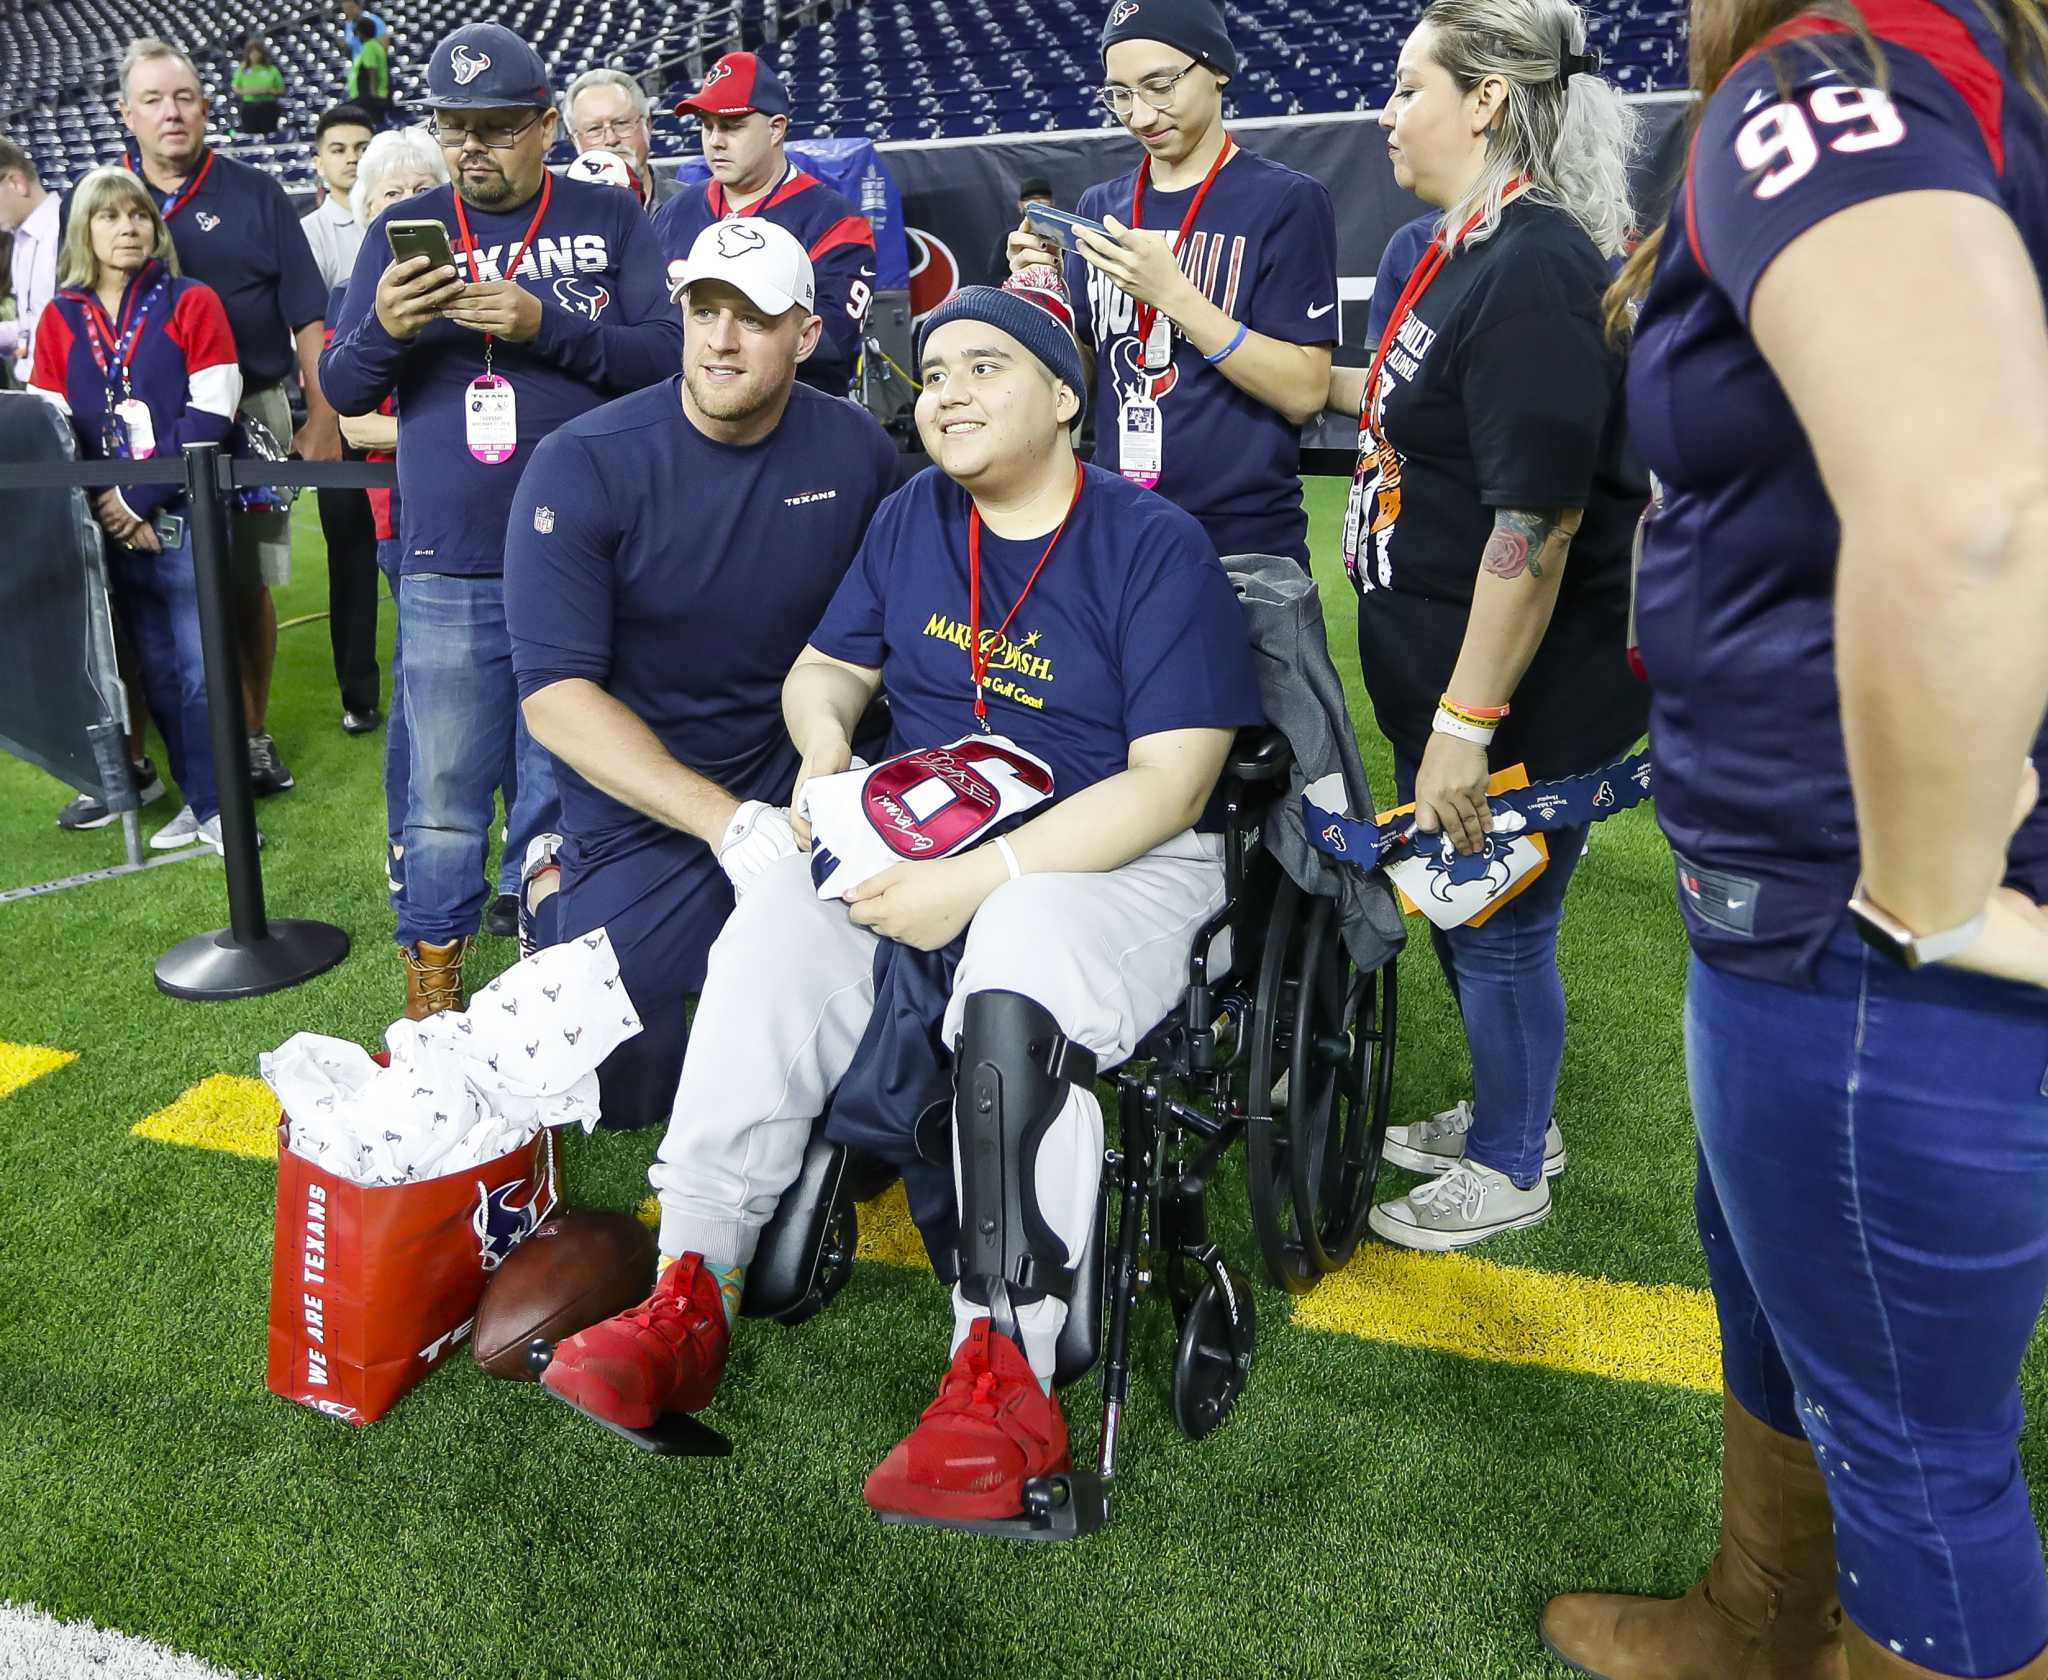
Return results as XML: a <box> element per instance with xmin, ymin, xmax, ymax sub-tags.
<box><xmin>340</xmin><ymin>125</ymin><xmax>447</xmax><ymax>909</ymax></box>
<box><xmin>1329</xmin><ymin>0</ymin><xmax>1649</xmax><ymax>1250</ymax></box>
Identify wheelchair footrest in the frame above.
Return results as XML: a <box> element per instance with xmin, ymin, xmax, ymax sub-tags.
<box><xmin>874</xmin><ymin>1469</ymin><xmax>1108</xmax><ymax>1542</ymax></box>
<box><xmin>529</xmin><ymin>1340</ymin><xmax>733</xmax><ymax>1457</ymax></box>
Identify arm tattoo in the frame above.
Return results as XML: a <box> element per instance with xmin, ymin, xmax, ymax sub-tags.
<box><xmin>1481</xmin><ymin>508</ymin><xmax>1558</xmax><ymax>580</ymax></box>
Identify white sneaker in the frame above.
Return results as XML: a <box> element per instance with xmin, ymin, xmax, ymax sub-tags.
<box><xmin>1381</xmin><ymin>1099</ymin><xmax>1568</xmax><ymax>1178</ymax></box>
<box><xmin>1369</xmin><ymin>1160</ymin><xmax>1553</xmax><ymax>1251</ymax></box>
<box><xmin>148</xmin><ymin>804</ymin><xmax>202</xmax><ymax>850</ymax></box>
<box><xmin>196</xmin><ymin>813</ymin><xmax>263</xmax><ymax>854</ymax></box>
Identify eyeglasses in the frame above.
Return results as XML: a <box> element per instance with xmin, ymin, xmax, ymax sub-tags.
<box><xmin>1094</xmin><ymin>59</ymin><xmax>1203</xmax><ymax>119</ymax></box>
<box><xmin>429</xmin><ymin>113</ymin><xmax>545</xmax><ymax>150</ymax></box>
<box><xmin>575</xmin><ymin>116</ymin><xmax>646</xmax><ymax>144</ymax></box>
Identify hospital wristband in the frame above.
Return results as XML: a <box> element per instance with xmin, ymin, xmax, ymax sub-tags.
<box><xmin>1432</xmin><ymin>706</ymin><xmax>1498</xmax><ymax>746</ymax></box>
<box><xmin>1205</xmin><ymin>322</ymin><xmax>1249</xmax><ymax>365</ymax></box>
<box><xmin>994</xmin><ymin>836</ymin><xmax>1023</xmax><ymax>880</ymax></box>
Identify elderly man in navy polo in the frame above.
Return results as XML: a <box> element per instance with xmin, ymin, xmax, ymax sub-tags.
<box><xmin>323</xmin><ymin>23</ymin><xmax>681</xmax><ymax>1021</ymax></box>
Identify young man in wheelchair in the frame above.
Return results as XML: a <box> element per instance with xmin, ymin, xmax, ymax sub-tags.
<box><xmin>540</xmin><ymin>267</ymin><xmax>1265</xmax><ymax>1524</ymax></box>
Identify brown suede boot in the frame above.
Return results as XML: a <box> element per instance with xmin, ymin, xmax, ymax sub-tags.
<box><xmin>1846</xmin><ymin>1626</ymin><xmax>2048</xmax><ymax>1678</ymax></box>
<box><xmin>1541</xmin><ymin>1390</ymin><xmax>1846</xmax><ymax>1679</ymax></box>
<box><xmin>400</xmin><ymin>937</ymin><xmax>468</xmax><ymax>1020</ymax></box>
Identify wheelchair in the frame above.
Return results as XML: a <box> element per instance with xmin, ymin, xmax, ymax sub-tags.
<box><xmin>737</xmin><ymin>726</ymin><xmax>1401</xmax><ymax>1539</ymax></box>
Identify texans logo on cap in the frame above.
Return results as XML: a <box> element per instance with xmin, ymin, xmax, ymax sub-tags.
<box><xmin>450</xmin><ymin>44</ymin><xmax>492</xmax><ymax>84</ymax></box>
<box><xmin>551</xmin><ymin>277</ymin><xmax>611</xmax><ymax>320</ymax></box>
<box><xmin>715</xmin><ymin>223</ymin><xmax>768</xmax><ymax>259</ymax></box>
<box><xmin>1109</xmin><ymin>0</ymin><xmax>1140</xmax><ymax>23</ymax></box>
<box><xmin>702</xmin><ymin>60</ymin><xmax>734</xmax><ymax>87</ymax></box>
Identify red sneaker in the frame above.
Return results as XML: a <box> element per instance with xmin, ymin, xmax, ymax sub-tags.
<box><xmin>862</xmin><ymin>1319</ymin><xmax>1070</xmax><ymax>1521</ymax></box>
<box><xmin>540</xmin><ymin>1254</ymin><xmax>730</xmax><ymax>1430</ymax></box>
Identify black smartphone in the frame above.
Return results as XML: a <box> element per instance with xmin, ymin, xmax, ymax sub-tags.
<box><xmin>385</xmin><ymin>217</ymin><xmax>458</xmax><ymax>272</ymax></box>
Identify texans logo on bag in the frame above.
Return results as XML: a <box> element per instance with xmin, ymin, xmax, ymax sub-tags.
<box><xmin>471</xmin><ymin>1165</ymin><xmax>557</xmax><ymax>1271</ymax></box>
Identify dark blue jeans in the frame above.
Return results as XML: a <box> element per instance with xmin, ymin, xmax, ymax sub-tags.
<box><xmin>109</xmin><ymin>532</ymin><xmax>217</xmax><ymax>823</ymax></box>
<box><xmin>1394</xmin><ymin>751</ymin><xmax>1588</xmax><ymax>1187</ymax></box>
<box><xmin>1690</xmin><ymin>930</ymin><xmax>2048</xmax><ymax>1677</ymax></box>
<box><xmin>377</xmin><ymin>540</ymin><xmax>407</xmax><ymax>891</ymax></box>
<box><xmin>394</xmin><ymin>572</ymin><xmax>559</xmax><ymax>946</ymax></box>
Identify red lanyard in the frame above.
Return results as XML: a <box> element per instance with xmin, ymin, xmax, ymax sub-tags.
<box><xmin>79</xmin><ymin>265</ymin><xmax>165</xmax><ymax>393</ymax></box>
<box><xmin>451</xmin><ymin>173</ymin><xmax>552</xmax><ymax>355</ymax></box>
<box><xmin>709</xmin><ymin>163</ymin><xmax>797</xmax><ymax>218</ymax></box>
<box><xmin>136</xmin><ymin>148</ymin><xmax>214</xmax><ymax>222</ymax></box>
<box><xmin>1128</xmin><ymin>135</ymin><xmax>1235</xmax><ymax>350</ymax></box>
<box><xmin>1361</xmin><ymin>178</ymin><xmax>1523</xmax><ymax>438</ymax></box>
<box><xmin>966</xmin><ymin>461</ymin><xmax>1085</xmax><ymax>728</ymax></box>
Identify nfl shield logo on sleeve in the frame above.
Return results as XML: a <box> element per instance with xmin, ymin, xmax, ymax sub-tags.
<box><xmin>533</xmin><ymin>506</ymin><xmax>555</xmax><ymax>534</ymax></box>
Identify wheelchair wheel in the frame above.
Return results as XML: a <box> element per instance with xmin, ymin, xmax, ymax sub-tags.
<box><xmin>1247</xmin><ymin>877</ymin><xmax>1319</xmax><ymax>1291</ymax></box>
<box><xmin>1247</xmin><ymin>880</ymin><xmax>1398</xmax><ymax>1287</ymax></box>
<box><xmin>767</xmin><ymin>1198</ymin><xmax>858</xmax><ymax>1328</ymax></box>
<box><xmin>1170</xmin><ymin>1265</ymin><xmax>1256</xmax><ymax>1441</ymax></box>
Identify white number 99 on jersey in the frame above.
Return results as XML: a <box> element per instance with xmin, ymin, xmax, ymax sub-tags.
<box><xmin>1736</xmin><ymin>85</ymin><xmax>1907</xmax><ymax>199</ymax></box>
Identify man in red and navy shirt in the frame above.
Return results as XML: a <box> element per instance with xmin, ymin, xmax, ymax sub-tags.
<box><xmin>653</xmin><ymin>52</ymin><xmax>876</xmax><ymax>399</ymax></box>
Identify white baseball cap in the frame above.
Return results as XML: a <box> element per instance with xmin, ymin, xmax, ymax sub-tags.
<box><xmin>665</xmin><ymin>218</ymin><xmax>817</xmax><ymax>316</ymax></box>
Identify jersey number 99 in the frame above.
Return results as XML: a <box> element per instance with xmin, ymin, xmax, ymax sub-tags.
<box><xmin>1735</xmin><ymin>86</ymin><xmax>1906</xmax><ymax>200</ymax></box>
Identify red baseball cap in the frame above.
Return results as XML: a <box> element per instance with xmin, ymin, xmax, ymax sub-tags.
<box><xmin>675</xmin><ymin>52</ymin><xmax>792</xmax><ymax>118</ymax></box>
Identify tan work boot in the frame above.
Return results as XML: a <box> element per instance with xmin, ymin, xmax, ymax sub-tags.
<box><xmin>400</xmin><ymin>936</ymin><xmax>469</xmax><ymax>1020</ymax></box>
<box><xmin>1541</xmin><ymin>1389</ymin><xmax>1846</xmax><ymax>1679</ymax></box>
<box><xmin>1847</xmin><ymin>1625</ymin><xmax>2048</xmax><ymax>1678</ymax></box>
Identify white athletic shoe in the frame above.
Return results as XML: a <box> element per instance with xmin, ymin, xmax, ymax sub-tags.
<box><xmin>1368</xmin><ymin>1160</ymin><xmax>1553</xmax><ymax>1251</ymax></box>
<box><xmin>1381</xmin><ymin>1099</ymin><xmax>1568</xmax><ymax>1179</ymax></box>
<box><xmin>196</xmin><ymin>813</ymin><xmax>263</xmax><ymax>854</ymax></box>
<box><xmin>148</xmin><ymin>804</ymin><xmax>202</xmax><ymax>850</ymax></box>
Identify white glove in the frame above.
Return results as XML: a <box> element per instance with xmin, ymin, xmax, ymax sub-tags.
<box><xmin>718</xmin><ymin>800</ymin><xmax>800</xmax><ymax>898</ymax></box>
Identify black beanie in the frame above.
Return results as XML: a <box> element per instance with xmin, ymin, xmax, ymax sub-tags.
<box><xmin>1100</xmin><ymin>0</ymin><xmax>1239</xmax><ymax>78</ymax></box>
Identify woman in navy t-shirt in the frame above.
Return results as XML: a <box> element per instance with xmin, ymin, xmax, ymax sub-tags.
<box><xmin>31</xmin><ymin>166</ymin><xmax>242</xmax><ymax>852</ymax></box>
<box><xmin>1541</xmin><ymin>4</ymin><xmax>2048</xmax><ymax>1678</ymax></box>
<box><xmin>1332</xmin><ymin>0</ymin><xmax>1649</xmax><ymax>1253</ymax></box>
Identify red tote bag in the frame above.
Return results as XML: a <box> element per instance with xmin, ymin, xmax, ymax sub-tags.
<box><xmin>265</xmin><ymin>1073</ymin><xmax>559</xmax><ymax>1425</ymax></box>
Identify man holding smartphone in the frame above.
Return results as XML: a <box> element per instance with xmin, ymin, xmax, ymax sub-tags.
<box><xmin>322</xmin><ymin>21</ymin><xmax>681</xmax><ymax>1021</ymax></box>
<box><xmin>1008</xmin><ymin>0</ymin><xmax>1337</xmax><ymax>570</ymax></box>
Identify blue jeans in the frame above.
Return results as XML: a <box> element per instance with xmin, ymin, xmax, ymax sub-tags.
<box><xmin>378</xmin><ymin>540</ymin><xmax>407</xmax><ymax>891</ymax></box>
<box><xmin>395</xmin><ymin>572</ymin><xmax>559</xmax><ymax>946</ymax></box>
<box><xmin>1394</xmin><ymin>752</ymin><xmax>1587</xmax><ymax>1187</ymax></box>
<box><xmin>108</xmin><ymin>533</ymin><xmax>217</xmax><ymax>823</ymax></box>
<box><xmin>1690</xmin><ymin>931</ymin><xmax>2048</xmax><ymax>1676</ymax></box>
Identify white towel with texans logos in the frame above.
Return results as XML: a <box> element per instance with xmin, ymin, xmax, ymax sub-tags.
<box><xmin>800</xmin><ymin>733</ymin><xmax>1057</xmax><ymax>901</ymax></box>
<box><xmin>260</xmin><ymin>930</ymin><xmax>643</xmax><ymax>1187</ymax></box>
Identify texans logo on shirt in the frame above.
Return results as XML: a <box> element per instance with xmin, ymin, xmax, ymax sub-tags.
<box><xmin>551</xmin><ymin>276</ymin><xmax>611</xmax><ymax>320</ymax></box>
<box><xmin>450</xmin><ymin>44</ymin><xmax>492</xmax><ymax>84</ymax></box>
<box><xmin>715</xmin><ymin>223</ymin><xmax>767</xmax><ymax>259</ymax></box>
<box><xmin>194</xmin><ymin>211</ymin><xmax>220</xmax><ymax>232</ymax></box>
<box><xmin>1111</xmin><ymin>334</ymin><xmax>1179</xmax><ymax>401</ymax></box>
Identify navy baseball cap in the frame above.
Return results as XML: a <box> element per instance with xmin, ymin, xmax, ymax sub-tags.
<box><xmin>425</xmin><ymin>23</ymin><xmax>552</xmax><ymax>110</ymax></box>
<box><xmin>675</xmin><ymin>52</ymin><xmax>792</xmax><ymax>119</ymax></box>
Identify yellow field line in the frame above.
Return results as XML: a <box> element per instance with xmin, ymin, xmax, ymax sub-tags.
<box><xmin>0</xmin><ymin>1041</ymin><xmax>76</xmax><ymax>1101</ymax></box>
<box><xmin>162</xmin><ymin>1096</ymin><xmax>1719</xmax><ymax>1393</ymax></box>
<box><xmin>130</xmin><ymin>1074</ymin><xmax>278</xmax><ymax>1160</ymax></box>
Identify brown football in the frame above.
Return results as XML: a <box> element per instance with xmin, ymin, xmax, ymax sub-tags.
<box><xmin>472</xmin><ymin>1209</ymin><xmax>658</xmax><ymax>1381</ymax></box>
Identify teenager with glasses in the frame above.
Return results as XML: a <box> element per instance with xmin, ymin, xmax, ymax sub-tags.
<box><xmin>322</xmin><ymin>22</ymin><xmax>680</xmax><ymax>1023</ymax></box>
<box><xmin>1007</xmin><ymin>0</ymin><xmax>1338</xmax><ymax>573</ymax></box>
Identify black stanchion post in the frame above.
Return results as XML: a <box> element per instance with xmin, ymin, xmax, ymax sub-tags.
<box><xmin>154</xmin><ymin>442</ymin><xmax>351</xmax><ymax>1000</ymax></box>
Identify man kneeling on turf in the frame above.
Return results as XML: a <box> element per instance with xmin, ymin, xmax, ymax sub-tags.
<box><xmin>542</xmin><ymin>267</ymin><xmax>1265</xmax><ymax>1521</ymax></box>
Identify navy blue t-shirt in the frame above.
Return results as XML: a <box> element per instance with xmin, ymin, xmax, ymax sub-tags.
<box><xmin>1067</xmin><ymin>147</ymin><xmax>1337</xmax><ymax>564</ymax></box>
<box><xmin>131</xmin><ymin>148</ymin><xmax>328</xmax><ymax>389</ymax></box>
<box><xmin>1366</xmin><ymin>214</ymin><xmax>1434</xmax><ymax>346</ymax></box>
<box><xmin>505</xmin><ymin>379</ymin><xmax>902</xmax><ymax>865</ymax></box>
<box><xmin>1632</xmin><ymin>0</ymin><xmax>2048</xmax><ymax>982</ymax></box>
<box><xmin>321</xmin><ymin>176</ymin><xmax>682</xmax><ymax>578</ymax></box>
<box><xmin>809</xmin><ymin>463</ymin><xmax>1265</xmax><ymax>804</ymax></box>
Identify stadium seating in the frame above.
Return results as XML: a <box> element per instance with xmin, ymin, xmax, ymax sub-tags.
<box><xmin>2</xmin><ymin>0</ymin><xmax>1689</xmax><ymax>188</ymax></box>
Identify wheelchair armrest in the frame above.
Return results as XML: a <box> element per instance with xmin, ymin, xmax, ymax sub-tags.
<box><xmin>1226</xmin><ymin>726</ymin><xmax>1291</xmax><ymax>787</ymax></box>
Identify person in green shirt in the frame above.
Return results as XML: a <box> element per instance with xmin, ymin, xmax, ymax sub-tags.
<box><xmin>232</xmin><ymin>40</ymin><xmax>286</xmax><ymax>135</ymax></box>
<box><xmin>346</xmin><ymin>21</ymin><xmax>391</xmax><ymax>127</ymax></box>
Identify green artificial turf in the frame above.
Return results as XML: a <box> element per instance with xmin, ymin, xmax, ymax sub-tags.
<box><xmin>0</xmin><ymin>482</ymin><xmax>2042</xmax><ymax>1680</ymax></box>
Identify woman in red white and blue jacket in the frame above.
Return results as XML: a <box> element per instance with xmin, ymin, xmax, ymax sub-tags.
<box><xmin>31</xmin><ymin>165</ymin><xmax>243</xmax><ymax>851</ymax></box>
